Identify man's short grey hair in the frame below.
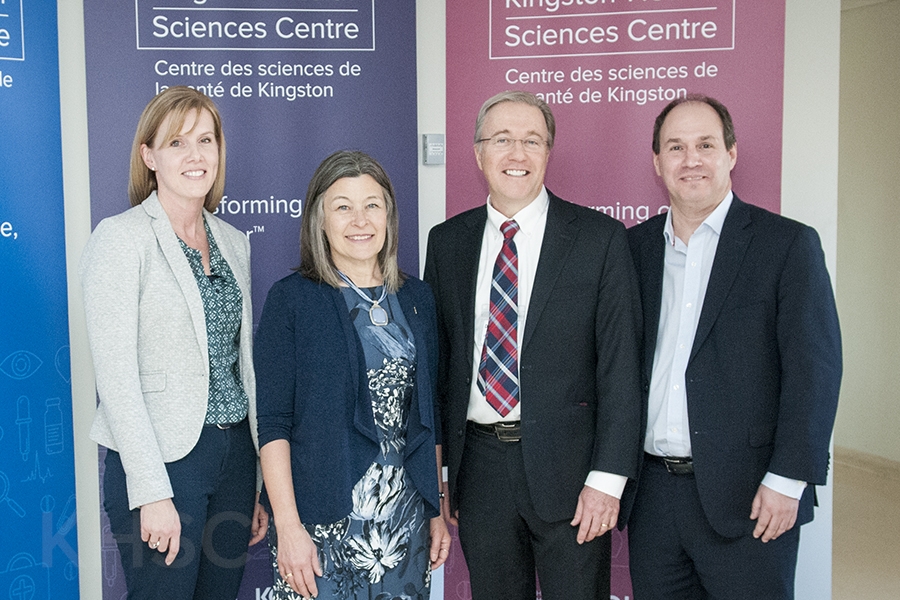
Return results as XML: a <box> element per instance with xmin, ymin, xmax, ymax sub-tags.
<box><xmin>474</xmin><ymin>90</ymin><xmax>556</xmax><ymax>149</ymax></box>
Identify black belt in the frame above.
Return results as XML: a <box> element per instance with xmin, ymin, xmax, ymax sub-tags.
<box><xmin>206</xmin><ymin>417</ymin><xmax>247</xmax><ymax>430</ymax></box>
<box><xmin>468</xmin><ymin>420</ymin><xmax>521</xmax><ymax>442</ymax></box>
<box><xmin>645</xmin><ymin>453</ymin><xmax>694</xmax><ymax>475</ymax></box>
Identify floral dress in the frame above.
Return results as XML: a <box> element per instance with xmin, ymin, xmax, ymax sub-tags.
<box><xmin>269</xmin><ymin>286</ymin><xmax>432</xmax><ymax>600</ymax></box>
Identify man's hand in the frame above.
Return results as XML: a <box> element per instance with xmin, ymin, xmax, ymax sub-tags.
<box><xmin>570</xmin><ymin>486</ymin><xmax>618</xmax><ymax>544</ymax></box>
<box><xmin>750</xmin><ymin>484</ymin><xmax>799</xmax><ymax>543</ymax></box>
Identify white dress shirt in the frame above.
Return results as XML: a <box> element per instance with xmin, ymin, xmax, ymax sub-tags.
<box><xmin>467</xmin><ymin>188</ymin><xmax>627</xmax><ymax>499</ymax></box>
<box><xmin>645</xmin><ymin>192</ymin><xmax>805</xmax><ymax>499</ymax></box>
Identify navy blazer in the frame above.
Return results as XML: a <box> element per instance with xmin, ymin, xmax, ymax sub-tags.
<box><xmin>254</xmin><ymin>273</ymin><xmax>441</xmax><ymax>524</ymax></box>
<box><xmin>425</xmin><ymin>192</ymin><xmax>643</xmax><ymax>524</ymax></box>
<box><xmin>626</xmin><ymin>195</ymin><xmax>842</xmax><ymax>538</ymax></box>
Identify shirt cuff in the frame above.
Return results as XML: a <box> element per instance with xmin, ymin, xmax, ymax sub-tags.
<box><xmin>761</xmin><ymin>472</ymin><xmax>807</xmax><ymax>499</ymax></box>
<box><xmin>584</xmin><ymin>471</ymin><xmax>627</xmax><ymax>499</ymax></box>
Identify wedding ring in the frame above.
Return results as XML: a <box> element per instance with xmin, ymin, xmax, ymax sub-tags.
<box><xmin>151</xmin><ymin>541</ymin><xmax>160</xmax><ymax>549</ymax></box>
<box><xmin>285</xmin><ymin>573</ymin><xmax>293</xmax><ymax>579</ymax></box>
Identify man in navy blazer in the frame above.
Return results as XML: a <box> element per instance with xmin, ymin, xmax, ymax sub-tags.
<box><xmin>424</xmin><ymin>91</ymin><xmax>642</xmax><ymax>599</ymax></box>
<box><xmin>625</xmin><ymin>94</ymin><xmax>842</xmax><ymax>599</ymax></box>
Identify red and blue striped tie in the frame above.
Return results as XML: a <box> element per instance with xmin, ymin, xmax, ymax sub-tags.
<box><xmin>478</xmin><ymin>219</ymin><xmax>520</xmax><ymax>416</ymax></box>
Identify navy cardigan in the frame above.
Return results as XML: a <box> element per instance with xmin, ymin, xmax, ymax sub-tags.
<box><xmin>254</xmin><ymin>272</ymin><xmax>442</xmax><ymax>524</ymax></box>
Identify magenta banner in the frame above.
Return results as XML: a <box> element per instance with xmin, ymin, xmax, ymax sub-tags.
<box><xmin>448</xmin><ymin>0</ymin><xmax>785</xmax><ymax>229</ymax></box>
<box><xmin>446</xmin><ymin>1</ymin><xmax>785</xmax><ymax>598</ymax></box>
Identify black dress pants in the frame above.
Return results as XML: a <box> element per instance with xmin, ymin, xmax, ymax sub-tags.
<box><xmin>456</xmin><ymin>424</ymin><xmax>610</xmax><ymax>600</ymax></box>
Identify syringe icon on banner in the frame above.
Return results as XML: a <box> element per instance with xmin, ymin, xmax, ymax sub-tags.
<box><xmin>16</xmin><ymin>395</ymin><xmax>32</xmax><ymax>461</ymax></box>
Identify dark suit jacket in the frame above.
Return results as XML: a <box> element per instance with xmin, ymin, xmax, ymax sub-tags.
<box><xmin>625</xmin><ymin>195</ymin><xmax>842</xmax><ymax>538</ymax></box>
<box><xmin>254</xmin><ymin>273</ymin><xmax>442</xmax><ymax>524</ymax></box>
<box><xmin>424</xmin><ymin>192</ymin><xmax>643</xmax><ymax>524</ymax></box>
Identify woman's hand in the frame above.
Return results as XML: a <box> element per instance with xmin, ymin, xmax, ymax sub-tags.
<box><xmin>140</xmin><ymin>498</ymin><xmax>181</xmax><ymax>565</ymax></box>
<box><xmin>429</xmin><ymin>514</ymin><xmax>451</xmax><ymax>570</ymax></box>
<box><xmin>276</xmin><ymin>522</ymin><xmax>322</xmax><ymax>598</ymax></box>
<box><xmin>249</xmin><ymin>497</ymin><xmax>269</xmax><ymax>546</ymax></box>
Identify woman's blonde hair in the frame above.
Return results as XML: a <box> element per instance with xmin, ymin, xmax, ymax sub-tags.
<box><xmin>128</xmin><ymin>86</ymin><xmax>226</xmax><ymax>211</ymax></box>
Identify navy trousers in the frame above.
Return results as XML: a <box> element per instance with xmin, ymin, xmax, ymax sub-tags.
<box><xmin>628</xmin><ymin>458</ymin><xmax>800</xmax><ymax>600</ymax></box>
<box><xmin>104</xmin><ymin>419</ymin><xmax>257</xmax><ymax>600</ymax></box>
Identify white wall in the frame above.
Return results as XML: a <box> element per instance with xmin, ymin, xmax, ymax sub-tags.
<box><xmin>835</xmin><ymin>0</ymin><xmax>900</xmax><ymax>464</ymax></box>
<box><xmin>781</xmin><ymin>3</ymin><xmax>841</xmax><ymax>597</ymax></box>
<box><xmin>58</xmin><ymin>1</ymin><xmax>101</xmax><ymax>598</ymax></box>
<box><xmin>62</xmin><ymin>0</ymin><xmax>842</xmax><ymax>597</ymax></box>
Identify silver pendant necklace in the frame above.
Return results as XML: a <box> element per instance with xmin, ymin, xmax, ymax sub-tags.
<box><xmin>336</xmin><ymin>270</ymin><xmax>389</xmax><ymax>326</ymax></box>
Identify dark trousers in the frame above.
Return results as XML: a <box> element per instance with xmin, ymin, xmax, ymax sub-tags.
<box><xmin>104</xmin><ymin>419</ymin><xmax>257</xmax><ymax>600</ymax></box>
<box><xmin>628</xmin><ymin>458</ymin><xmax>800</xmax><ymax>600</ymax></box>
<box><xmin>456</xmin><ymin>424</ymin><xmax>610</xmax><ymax>600</ymax></box>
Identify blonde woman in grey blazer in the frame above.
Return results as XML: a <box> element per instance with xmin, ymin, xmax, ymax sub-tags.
<box><xmin>82</xmin><ymin>87</ymin><xmax>266</xmax><ymax>600</ymax></box>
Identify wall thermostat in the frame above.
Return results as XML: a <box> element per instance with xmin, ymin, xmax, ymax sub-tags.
<box><xmin>422</xmin><ymin>134</ymin><xmax>445</xmax><ymax>165</ymax></box>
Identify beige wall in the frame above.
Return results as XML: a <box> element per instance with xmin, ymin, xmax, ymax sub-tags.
<box><xmin>836</xmin><ymin>0</ymin><xmax>900</xmax><ymax>463</ymax></box>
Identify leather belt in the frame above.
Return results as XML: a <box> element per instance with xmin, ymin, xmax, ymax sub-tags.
<box><xmin>645</xmin><ymin>453</ymin><xmax>694</xmax><ymax>475</ymax></box>
<box><xmin>207</xmin><ymin>418</ymin><xmax>247</xmax><ymax>430</ymax></box>
<box><xmin>468</xmin><ymin>420</ymin><xmax>521</xmax><ymax>442</ymax></box>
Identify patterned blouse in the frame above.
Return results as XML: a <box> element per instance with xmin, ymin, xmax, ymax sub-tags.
<box><xmin>178</xmin><ymin>219</ymin><xmax>249</xmax><ymax>424</ymax></box>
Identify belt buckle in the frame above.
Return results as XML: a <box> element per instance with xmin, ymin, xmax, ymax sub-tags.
<box><xmin>494</xmin><ymin>422</ymin><xmax>520</xmax><ymax>443</ymax></box>
<box><xmin>662</xmin><ymin>457</ymin><xmax>693</xmax><ymax>475</ymax></box>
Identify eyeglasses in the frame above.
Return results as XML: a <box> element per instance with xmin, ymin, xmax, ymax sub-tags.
<box><xmin>476</xmin><ymin>136</ymin><xmax>548</xmax><ymax>153</ymax></box>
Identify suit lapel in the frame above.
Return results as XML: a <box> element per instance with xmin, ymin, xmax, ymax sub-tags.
<box><xmin>144</xmin><ymin>194</ymin><xmax>210</xmax><ymax>369</ymax></box>
<box><xmin>690</xmin><ymin>197</ymin><xmax>753</xmax><ymax>362</ymax></box>
<box><xmin>637</xmin><ymin>218</ymin><xmax>667</xmax><ymax>378</ymax></box>
<box><xmin>522</xmin><ymin>194</ymin><xmax>576</xmax><ymax>352</ymax></box>
<box><xmin>456</xmin><ymin>208</ymin><xmax>488</xmax><ymax>365</ymax></box>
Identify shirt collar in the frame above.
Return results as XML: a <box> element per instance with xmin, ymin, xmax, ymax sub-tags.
<box><xmin>663</xmin><ymin>191</ymin><xmax>734</xmax><ymax>246</ymax></box>
<box><xmin>486</xmin><ymin>186</ymin><xmax>550</xmax><ymax>237</ymax></box>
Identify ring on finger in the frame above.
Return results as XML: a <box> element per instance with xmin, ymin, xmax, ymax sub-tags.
<box><xmin>285</xmin><ymin>572</ymin><xmax>293</xmax><ymax>579</ymax></box>
<box><xmin>150</xmin><ymin>541</ymin><xmax>160</xmax><ymax>549</ymax></box>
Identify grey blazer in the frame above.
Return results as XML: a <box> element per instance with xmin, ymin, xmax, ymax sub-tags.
<box><xmin>81</xmin><ymin>192</ymin><xmax>257</xmax><ymax>509</ymax></box>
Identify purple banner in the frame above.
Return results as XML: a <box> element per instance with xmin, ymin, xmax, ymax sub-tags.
<box><xmin>491</xmin><ymin>0</ymin><xmax>735</xmax><ymax>58</ymax></box>
<box><xmin>448</xmin><ymin>0</ymin><xmax>784</xmax><ymax>227</ymax></box>
<box><xmin>83</xmin><ymin>2</ymin><xmax>419</xmax><ymax>598</ymax></box>
<box><xmin>447</xmin><ymin>1</ymin><xmax>785</xmax><ymax>598</ymax></box>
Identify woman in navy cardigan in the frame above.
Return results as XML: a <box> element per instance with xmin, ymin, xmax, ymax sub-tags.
<box><xmin>255</xmin><ymin>150</ymin><xmax>450</xmax><ymax>600</ymax></box>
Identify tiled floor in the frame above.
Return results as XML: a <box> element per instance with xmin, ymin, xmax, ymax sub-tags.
<box><xmin>832</xmin><ymin>448</ymin><xmax>900</xmax><ymax>599</ymax></box>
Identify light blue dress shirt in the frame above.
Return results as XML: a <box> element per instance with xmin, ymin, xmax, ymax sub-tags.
<box><xmin>645</xmin><ymin>193</ymin><xmax>805</xmax><ymax>499</ymax></box>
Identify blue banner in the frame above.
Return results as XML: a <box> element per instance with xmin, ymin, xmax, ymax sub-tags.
<box><xmin>0</xmin><ymin>1</ymin><xmax>80</xmax><ymax>598</ymax></box>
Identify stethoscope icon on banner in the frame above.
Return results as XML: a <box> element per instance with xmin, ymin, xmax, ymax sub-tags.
<box><xmin>0</xmin><ymin>471</ymin><xmax>26</xmax><ymax>517</ymax></box>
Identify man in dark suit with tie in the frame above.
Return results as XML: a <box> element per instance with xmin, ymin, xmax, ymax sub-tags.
<box><xmin>625</xmin><ymin>94</ymin><xmax>842</xmax><ymax>599</ymax></box>
<box><xmin>424</xmin><ymin>90</ymin><xmax>643</xmax><ymax>599</ymax></box>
